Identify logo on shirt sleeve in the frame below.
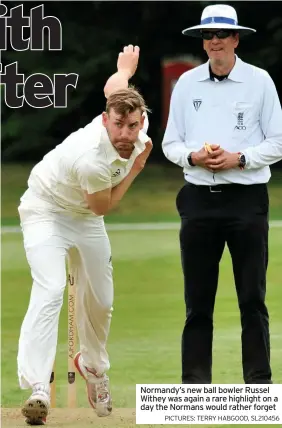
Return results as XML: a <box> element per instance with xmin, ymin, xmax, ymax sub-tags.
<box><xmin>193</xmin><ymin>99</ymin><xmax>202</xmax><ymax>111</ymax></box>
<box><xmin>235</xmin><ymin>112</ymin><xmax>246</xmax><ymax>130</ymax></box>
<box><xmin>112</xmin><ymin>169</ymin><xmax>121</xmax><ymax>177</ymax></box>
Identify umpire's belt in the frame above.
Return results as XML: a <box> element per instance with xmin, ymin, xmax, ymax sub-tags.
<box><xmin>186</xmin><ymin>183</ymin><xmax>265</xmax><ymax>193</ymax></box>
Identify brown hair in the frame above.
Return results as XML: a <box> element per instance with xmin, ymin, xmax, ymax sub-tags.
<box><xmin>106</xmin><ymin>86</ymin><xmax>150</xmax><ymax>117</ymax></box>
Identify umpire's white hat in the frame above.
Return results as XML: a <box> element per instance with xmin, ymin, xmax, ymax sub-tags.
<box><xmin>182</xmin><ymin>4</ymin><xmax>256</xmax><ymax>38</ymax></box>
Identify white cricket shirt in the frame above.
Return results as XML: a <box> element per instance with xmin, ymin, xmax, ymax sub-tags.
<box><xmin>162</xmin><ymin>55</ymin><xmax>282</xmax><ymax>185</ymax></box>
<box><xmin>20</xmin><ymin>114</ymin><xmax>150</xmax><ymax>215</ymax></box>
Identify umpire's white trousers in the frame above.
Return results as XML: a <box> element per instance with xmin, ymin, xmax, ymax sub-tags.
<box><xmin>17</xmin><ymin>205</ymin><xmax>113</xmax><ymax>390</ymax></box>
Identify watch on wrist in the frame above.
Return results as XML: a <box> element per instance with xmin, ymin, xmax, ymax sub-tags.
<box><xmin>238</xmin><ymin>152</ymin><xmax>246</xmax><ymax>170</ymax></box>
<box><xmin>188</xmin><ymin>152</ymin><xmax>196</xmax><ymax>167</ymax></box>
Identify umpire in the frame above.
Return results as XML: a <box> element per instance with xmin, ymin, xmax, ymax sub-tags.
<box><xmin>162</xmin><ymin>4</ymin><xmax>282</xmax><ymax>384</ymax></box>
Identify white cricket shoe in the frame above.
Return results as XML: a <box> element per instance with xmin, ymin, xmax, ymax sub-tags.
<box><xmin>74</xmin><ymin>351</ymin><xmax>112</xmax><ymax>416</ymax></box>
<box><xmin>22</xmin><ymin>385</ymin><xmax>50</xmax><ymax>425</ymax></box>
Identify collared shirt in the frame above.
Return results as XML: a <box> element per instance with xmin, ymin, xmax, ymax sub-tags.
<box><xmin>209</xmin><ymin>65</ymin><xmax>228</xmax><ymax>82</ymax></box>
<box><xmin>162</xmin><ymin>55</ymin><xmax>282</xmax><ymax>185</ymax></box>
<box><xmin>20</xmin><ymin>114</ymin><xmax>150</xmax><ymax>214</ymax></box>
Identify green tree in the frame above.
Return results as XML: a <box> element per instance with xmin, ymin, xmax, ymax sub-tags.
<box><xmin>1</xmin><ymin>1</ymin><xmax>281</xmax><ymax>165</ymax></box>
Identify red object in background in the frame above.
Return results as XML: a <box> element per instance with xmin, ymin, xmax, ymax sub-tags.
<box><xmin>162</xmin><ymin>55</ymin><xmax>202</xmax><ymax>128</ymax></box>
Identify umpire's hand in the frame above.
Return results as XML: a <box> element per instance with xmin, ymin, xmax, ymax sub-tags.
<box><xmin>191</xmin><ymin>144</ymin><xmax>223</xmax><ymax>171</ymax></box>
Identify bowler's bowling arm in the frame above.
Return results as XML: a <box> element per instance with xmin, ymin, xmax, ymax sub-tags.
<box><xmin>85</xmin><ymin>169</ymin><xmax>138</xmax><ymax>216</ymax></box>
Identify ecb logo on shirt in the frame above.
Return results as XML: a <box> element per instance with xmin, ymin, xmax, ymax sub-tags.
<box><xmin>235</xmin><ymin>112</ymin><xmax>246</xmax><ymax>130</ymax></box>
<box><xmin>193</xmin><ymin>99</ymin><xmax>202</xmax><ymax>111</ymax></box>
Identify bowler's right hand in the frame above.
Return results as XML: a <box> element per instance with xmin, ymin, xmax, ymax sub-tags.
<box><xmin>132</xmin><ymin>140</ymin><xmax>153</xmax><ymax>173</ymax></box>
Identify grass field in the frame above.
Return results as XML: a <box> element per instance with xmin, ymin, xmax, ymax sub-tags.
<box><xmin>2</xmin><ymin>164</ymin><xmax>282</xmax><ymax>225</ymax></box>
<box><xmin>1</xmin><ymin>227</ymin><xmax>282</xmax><ymax>427</ymax></box>
<box><xmin>1</xmin><ymin>163</ymin><xmax>282</xmax><ymax>426</ymax></box>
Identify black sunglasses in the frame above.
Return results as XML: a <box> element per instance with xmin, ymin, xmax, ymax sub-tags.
<box><xmin>201</xmin><ymin>30</ymin><xmax>234</xmax><ymax>40</ymax></box>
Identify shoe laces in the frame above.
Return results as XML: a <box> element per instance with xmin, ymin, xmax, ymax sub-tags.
<box><xmin>96</xmin><ymin>379</ymin><xmax>109</xmax><ymax>401</ymax></box>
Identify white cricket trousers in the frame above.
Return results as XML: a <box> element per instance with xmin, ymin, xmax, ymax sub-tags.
<box><xmin>17</xmin><ymin>205</ymin><xmax>113</xmax><ymax>390</ymax></box>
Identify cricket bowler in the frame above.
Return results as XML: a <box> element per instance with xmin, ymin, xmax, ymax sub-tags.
<box><xmin>18</xmin><ymin>45</ymin><xmax>152</xmax><ymax>425</ymax></box>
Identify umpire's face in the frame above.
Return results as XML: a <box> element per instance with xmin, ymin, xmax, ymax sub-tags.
<box><xmin>203</xmin><ymin>30</ymin><xmax>239</xmax><ymax>66</ymax></box>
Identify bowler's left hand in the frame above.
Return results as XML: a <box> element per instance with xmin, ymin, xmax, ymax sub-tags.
<box><xmin>117</xmin><ymin>45</ymin><xmax>140</xmax><ymax>79</ymax></box>
<box><xmin>206</xmin><ymin>151</ymin><xmax>239</xmax><ymax>171</ymax></box>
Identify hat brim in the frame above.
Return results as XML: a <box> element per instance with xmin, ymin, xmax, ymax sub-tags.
<box><xmin>182</xmin><ymin>24</ymin><xmax>256</xmax><ymax>38</ymax></box>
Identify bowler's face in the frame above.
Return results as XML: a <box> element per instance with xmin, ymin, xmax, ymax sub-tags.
<box><xmin>203</xmin><ymin>30</ymin><xmax>239</xmax><ymax>64</ymax></box>
<box><xmin>102</xmin><ymin>109</ymin><xmax>144</xmax><ymax>157</ymax></box>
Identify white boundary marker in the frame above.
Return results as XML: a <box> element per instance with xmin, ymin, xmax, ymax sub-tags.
<box><xmin>1</xmin><ymin>220</ymin><xmax>282</xmax><ymax>234</ymax></box>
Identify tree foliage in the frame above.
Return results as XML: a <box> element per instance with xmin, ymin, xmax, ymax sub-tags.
<box><xmin>1</xmin><ymin>1</ymin><xmax>282</xmax><ymax>163</ymax></box>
